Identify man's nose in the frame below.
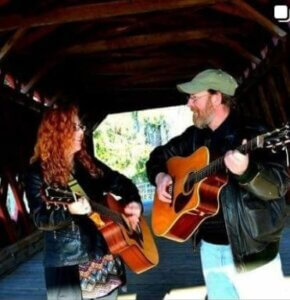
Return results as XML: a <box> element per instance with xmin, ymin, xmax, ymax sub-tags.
<box><xmin>187</xmin><ymin>98</ymin><xmax>194</xmax><ymax>107</ymax></box>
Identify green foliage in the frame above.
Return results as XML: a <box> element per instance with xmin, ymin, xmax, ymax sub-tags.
<box><xmin>93</xmin><ymin>106</ymin><xmax>192</xmax><ymax>184</ymax></box>
<box><xmin>93</xmin><ymin>112</ymin><xmax>156</xmax><ymax>184</ymax></box>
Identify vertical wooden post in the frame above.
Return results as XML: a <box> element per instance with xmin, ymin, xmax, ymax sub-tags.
<box><xmin>0</xmin><ymin>176</ymin><xmax>17</xmax><ymax>246</ymax></box>
<box><xmin>6</xmin><ymin>171</ymin><xmax>32</xmax><ymax>236</ymax></box>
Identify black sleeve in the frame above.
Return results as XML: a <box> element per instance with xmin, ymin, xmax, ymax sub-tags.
<box><xmin>24</xmin><ymin>164</ymin><xmax>73</xmax><ymax>231</ymax></box>
<box><xmin>146</xmin><ymin>126</ymin><xmax>196</xmax><ymax>185</ymax></box>
<box><xmin>93</xmin><ymin>158</ymin><xmax>143</xmax><ymax>209</ymax></box>
<box><xmin>236</xmin><ymin>123</ymin><xmax>290</xmax><ymax>200</ymax></box>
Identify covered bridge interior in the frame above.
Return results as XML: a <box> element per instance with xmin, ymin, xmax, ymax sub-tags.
<box><xmin>0</xmin><ymin>0</ymin><xmax>289</xmax><ymax>298</ymax></box>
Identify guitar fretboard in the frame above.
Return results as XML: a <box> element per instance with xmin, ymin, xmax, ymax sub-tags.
<box><xmin>45</xmin><ymin>188</ymin><xmax>126</xmax><ymax>227</ymax></box>
<box><xmin>188</xmin><ymin>136</ymin><xmax>262</xmax><ymax>185</ymax></box>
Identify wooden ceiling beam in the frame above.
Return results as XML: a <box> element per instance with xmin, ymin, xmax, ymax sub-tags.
<box><xmin>21</xmin><ymin>59</ymin><xmax>59</xmax><ymax>94</ymax></box>
<box><xmin>82</xmin><ymin>59</ymin><xmax>219</xmax><ymax>87</ymax></box>
<box><xmin>64</xmin><ymin>27</ymin><xmax>241</xmax><ymax>54</ymax></box>
<box><xmin>0</xmin><ymin>0</ymin><xmax>227</xmax><ymax>32</ymax></box>
<box><xmin>232</xmin><ymin>0</ymin><xmax>287</xmax><ymax>38</ymax></box>
<box><xmin>0</xmin><ymin>0</ymin><xmax>9</xmax><ymax>6</ymax></box>
<box><xmin>81</xmin><ymin>55</ymin><xmax>222</xmax><ymax>74</ymax></box>
<box><xmin>0</xmin><ymin>28</ymin><xmax>27</xmax><ymax>61</ymax></box>
<box><xmin>19</xmin><ymin>23</ymin><xmax>96</xmax><ymax>93</ymax></box>
<box><xmin>212</xmin><ymin>2</ymin><xmax>252</xmax><ymax>19</ymax></box>
<box><xmin>101</xmin><ymin>65</ymin><xmax>207</xmax><ymax>88</ymax></box>
<box><xmin>82</xmin><ymin>88</ymin><xmax>185</xmax><ymax>114</ymax></box>
<box><xmin>15</xmin><ymin>25</ymin><xmax>58</xmax><ymax>51</ymax></box>
<box><xmin>210</xmin><ymin>35</ymin><xmax>261</xmax><ymax>64</ymax></box>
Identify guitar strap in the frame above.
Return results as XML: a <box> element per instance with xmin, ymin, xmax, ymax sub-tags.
<box><xmin>68</xmin><ymin>175</ymin><xmax>104</xmax><ymax>227</ymax></box>
<box><xmin>68</xmin><ymin>175</ymin><xmax>87</xmax><ymax>198</ymax></box>
<box><xmin>67</xmin><ymin>177</ymin><xmax>124</xmax><ymax>297</ymax></box>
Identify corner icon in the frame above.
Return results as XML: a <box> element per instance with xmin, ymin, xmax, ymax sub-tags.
<box><xmin>274</xmin><ymin>5</ymin><xmax>290</xmax><ymax>22</ymax></box>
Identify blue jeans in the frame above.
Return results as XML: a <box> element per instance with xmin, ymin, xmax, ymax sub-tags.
<box><xmin>200</xmin><ymin>240</ymin><xmax>289</xmax><ymax>300</ymax></box>
<box><xmin>200</xmin><ymin>240</ymin><xmax>239</xmax><ymax>300</ymax></box>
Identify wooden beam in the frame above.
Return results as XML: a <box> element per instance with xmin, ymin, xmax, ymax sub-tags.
<box><xmin>83</xmin><ymin>88</ymin><xmax>185</xmax><ymax>114</ymax></box>
<box><xmin>111</xmin><ymin>59</ymin><xmax>219</xmax><ymax>87</ymax></box>
<box><xmin>233</xmin><ymin>0</ymin><xmax>287</xmax><ymax>37</ymax></box>
<box><xmin>236</xmin><ymin>39</ymin><xmax>287</xmax><ymax>96</ymax></box>
<box><xmin>83</xmin><ymin>55</ymin><xmax>222</xmax><ymax>74</ymax></box>
<box><xmin>15</xmin><ymin>25</ymin><xmax>58</xmax><ymax>51</ymax></box>
<box><xmin>211</xmin><ymin>35</ymin><xmax>261</xmax><ymax>64</ymax></box>
<box><xmin>281</xmin><ymin>65</ymin><xmax>290</xmax><ymax>99</ymax></box>
<box><xmin>0</xmin><ymin>28</ymin><xmax>27</xmax><ymax>61</ymax></box>
<box><xmin>0</xmin><ymin>0</ymin><xmax>226</xmax><ymax>32</ymax></box>
<box><xmin>0</xmin><ymin>0</ymin><xmax>9</xmax><ymax>6</ymax></box>
<box><xmin>115</xmin><ymin>71</ymin><xmax>198</xmax><ymax>88</ymax></box>
<box><xmin>257</xmin><ymin>84</ymin><xmax>275</xmax><ymax>128</ymax></box>
<box><xmin>0</xmin><ymin>177</ymin><xmax>17</xmax><ymax>245</ymax></box>
<box><xmin>6</xmin><ymin>172</ymin><xmax>32</xmax><ymax>236</ymax></box>
<box><xmin>266</xmin><ymin>74</ymin><xmax>288</xmax><ymax>123</ymax></box>
<box><xmin>21</xmin><ymin>59</ymin><xmax>59</xmax><ymax>94</ymax></box>
<box><xmin>212</xmin><ymin>2</ymin><xmax>252</xmax><ymax>19</ymax></box>
<box><xmin>64</xmin><ymin>27</ymin><xmax>241</xmax><ymax>55</ymax></box>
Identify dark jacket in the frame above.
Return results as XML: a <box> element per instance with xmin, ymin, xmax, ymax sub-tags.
<box><xmin>25</xmin><ymin>157</ymin><xmax>142</xmax><ymax>267</ymax></box>
<box><xmin>146</xmin><ymin>112</ymin><xmax>289</xmax><ymax>268</ymax></box>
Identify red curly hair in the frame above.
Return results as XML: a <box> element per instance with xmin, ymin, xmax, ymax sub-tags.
<box><xmin>31</xmin><ymin>105</ymin><xmax>102</xmax><ymax>186</ymax></box>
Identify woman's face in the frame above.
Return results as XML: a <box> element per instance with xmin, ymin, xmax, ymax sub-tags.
<box><xmin>71</xmin><ymin>116</ymin><xmax>85</xmax><ymax>154</ymax></box>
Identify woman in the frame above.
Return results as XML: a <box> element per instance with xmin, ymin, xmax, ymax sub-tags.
<box><xmin>25</xmin><ymin>105</ymin><xmax>142</xmax><ymax>300</ymax></box>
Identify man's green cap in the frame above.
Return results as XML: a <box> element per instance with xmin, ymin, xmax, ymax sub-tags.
<box><xmin>177</xmin><ymin>69</ymin><xmax>238</xmax><ymax>96</ymax></box>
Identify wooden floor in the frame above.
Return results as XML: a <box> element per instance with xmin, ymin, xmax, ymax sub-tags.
<box><xmin>0</xmin><ymin>210</ymin><xmax>290</xmax><ymax>300</ymax></box>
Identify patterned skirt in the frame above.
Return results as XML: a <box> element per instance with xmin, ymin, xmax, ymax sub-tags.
<box><xmin>79</xmin><ymin>254</ymin><xmax>124</xmax><ymax>299</ymax></box>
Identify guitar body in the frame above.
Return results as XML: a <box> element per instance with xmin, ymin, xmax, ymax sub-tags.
<box><xmin>90</xmin><ymin>194</ymin><xmax>159</xmax><ymax>274</ymax></box>
<box><xmin>152</xmin><ymin>146</ymin><xmax>228</xmax><ymax>242</ymax></box>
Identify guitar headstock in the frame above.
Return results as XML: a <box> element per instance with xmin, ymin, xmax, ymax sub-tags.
<box><xmin>43</xmin><ymin>186</ymin><xmax>75</xmax><ymax>209</ymax></box>
<box><xmin>263</xmin><ymin>123</ymin><xmax>290</xmax><ymax>152</ymax></box>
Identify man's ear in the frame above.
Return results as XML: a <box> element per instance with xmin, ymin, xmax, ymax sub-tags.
<box><xmin>211</xmin><ymin>92</ymin><xmax>222</xmax><ymax>106</ymax></box>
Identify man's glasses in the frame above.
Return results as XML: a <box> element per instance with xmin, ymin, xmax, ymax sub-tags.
<box><xmin>73</xmin><ymin>123</ymin><xmax>86</xmax><ymax>131</ymax></box>
<box><xmin>186</xmin><ymin>93</ymin><xmax>208</xmax><ymax>103</ymax></box>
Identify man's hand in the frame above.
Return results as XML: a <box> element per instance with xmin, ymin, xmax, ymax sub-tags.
<box><xmin>224</xmin><ymin>139</ymin><xmax>249</xmax><ymax>176</ymax></box>
<box><xmin>124</xmin><ymin>201</ymin><xmax>142</xmax><ymax>231</ymax></box>
<box><xmin>68</xmin><ymin>197</ymin><xmax>92</xmax><ymax>215</ymax></box>
<box><xmin>155</xmin><ymin>172</ymin><xmax>173</xmax><ymax>203</ymax></box>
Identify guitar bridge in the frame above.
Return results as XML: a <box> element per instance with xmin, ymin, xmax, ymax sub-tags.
<box><xmin>189</xmin><ymin>210</ymin><xmax>205</xmax><ymax>217</ymax></box>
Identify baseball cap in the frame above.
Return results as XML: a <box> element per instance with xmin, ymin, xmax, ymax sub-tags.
<box><xmin>177</xmin><ymin>69</ymin><xmax>238</xmax><ymax>96</ymax></box>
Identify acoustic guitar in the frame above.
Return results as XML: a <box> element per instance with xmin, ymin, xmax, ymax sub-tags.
<box><xmin>152</xmin><ymin>124</ymin><xmax>290</xmax><ymax>242</ymax></box>
<box><xmin>43</xmin><ymin>188</ymin><xmax>159</xmax><ymax>274</ymax></box>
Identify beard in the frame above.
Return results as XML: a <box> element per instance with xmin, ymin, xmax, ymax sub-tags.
<box><xmin>192</xmin><ymin>99</ymin><xmax>215</xmax><ymax>129</ymax></box>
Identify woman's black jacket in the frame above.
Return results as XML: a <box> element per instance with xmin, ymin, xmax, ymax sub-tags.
<box><xmin>24</xmin><ymin>157</ymin><xmax>142</xmax><ymax>267</ymax></box>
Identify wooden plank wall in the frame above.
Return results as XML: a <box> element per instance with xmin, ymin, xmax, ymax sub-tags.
<box><xmin>0</xmin><ymin>93</ymin><xmax>43</xmax><ymax>277</ymax></box>
<box><xmin>237</xmin><ymin>37</ymin><xmax>289</xmax><ymax>129</ymax></box>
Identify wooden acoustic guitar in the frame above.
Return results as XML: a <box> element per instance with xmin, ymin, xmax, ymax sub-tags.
<box><xmin>152</xmin><ymin>124</ymin><xmax>290</xmax><ymax>242</ymax></box>
<box><xmin>43</xmin><ymin>188</ymin><xmax>159</xmax><ymax>274</ymax></box>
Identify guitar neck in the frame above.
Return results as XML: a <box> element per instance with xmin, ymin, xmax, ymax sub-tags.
<box><xmin>194</xmin><ymin>135</ymin><xmax>264</xmax><ymax>182</ymax></box>
<box><xmin>89</xmin><ymin>200</ymin><xmax>125</xmax><ymax>226</ymax></box>
<box><xmin>45</xmin><ymin>187</ymin><xmax>126</xmax><ymax>226</ymax></box>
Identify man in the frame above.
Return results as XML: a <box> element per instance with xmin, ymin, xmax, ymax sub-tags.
<box><xmin>146</xmin><ymin>69</ymin><xmax>289</xmax><ymax>299</ymax></box>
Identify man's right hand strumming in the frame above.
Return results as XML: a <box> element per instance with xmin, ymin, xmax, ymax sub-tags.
<box><xmin>155</xmin><ymin>172</ymin><xmax>173</xmax><ymax>203</ymax></box>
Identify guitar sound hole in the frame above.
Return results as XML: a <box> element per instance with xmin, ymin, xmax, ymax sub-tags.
<box><xmin>184</xmin><ymin>173</ymin><xmax>195</xmax><ymax>193</ymax></box>
<box><xmin>174</xmin><ymin>191</ymin><xmax>193</xmax><ymax>213</ymax></box>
